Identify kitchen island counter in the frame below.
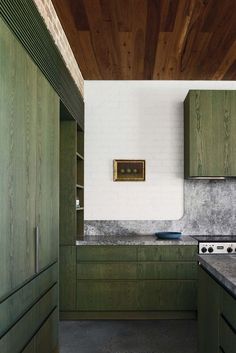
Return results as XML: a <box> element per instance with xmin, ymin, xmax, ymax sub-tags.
<box><xmin>198</xmin><ymin>254</ymin><xmax>236</xmax><ymax>297</ymax></box>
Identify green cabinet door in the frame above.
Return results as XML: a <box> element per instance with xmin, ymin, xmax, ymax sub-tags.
<box><xmin>198</xmin><ymin>267</ymin><xmax>220</xmax><ymax>353</ymax></box>
<box><xmin>0</xmin><ymin>17</ymin><xmax>37</xmax><ymax>299</ymax></box>
<box><xmin>36</xmin><ymin>71</ymin><xmax>59</xmax><ymax>271</ymax></box>
<box><xmin>184</xmin><ymin>90</ymin><xmax>236</xmax><ymax>177</ymax></box>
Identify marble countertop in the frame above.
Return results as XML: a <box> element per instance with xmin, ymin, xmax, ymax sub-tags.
<box><xmin>198</xmin><ymin>254</ymin><xmax>236</xmax><ymax>297</ymax></box>
<box><xmin>76</xmin><ymin>234</ymin><xmax>198</xmax><ymax>246</ymax></box>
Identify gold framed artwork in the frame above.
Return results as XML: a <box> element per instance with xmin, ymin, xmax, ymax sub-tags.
<box><xmin>113</xmin><ymin>160</ymin><xmax>145</xmax><ymax>181</ymax></box>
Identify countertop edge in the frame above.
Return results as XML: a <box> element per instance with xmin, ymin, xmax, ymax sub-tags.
<box><xmin>76</xmin><ymin>235</ymin><xmax>198</xmax><ymax>246</ymax></box>
<box><xmin>198</xmin><ymin>254</ymin><xmax>236</xmax><ymax>298</ymax></box>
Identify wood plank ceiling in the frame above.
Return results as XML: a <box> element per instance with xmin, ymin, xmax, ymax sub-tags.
<box><xmin>52</xmin><ymin>0</ymin><xmax>236</xmax><ymax>80</ymax></box>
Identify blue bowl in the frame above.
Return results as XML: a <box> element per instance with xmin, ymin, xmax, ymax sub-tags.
<box><xmin>155</xmin><ymin>232</ymin><xmax>182</xmax><ymax>240</ymax></box>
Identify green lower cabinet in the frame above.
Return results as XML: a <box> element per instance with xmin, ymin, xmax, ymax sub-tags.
<box><xmin>219</xmin><ymin>316</ymin><xmax>236</xmax><ymax>353</ymax></box>
<box><xmin>60</xmin><ymin>246</ymin><xmax>77</xmax><ymax>311</ymax></box>
<box><xmin>138</xmin><ymin>245</ymin><xmax>197</xmax><ymax>262</ymax></box>
<box><xmin>198</xmin><ymin>267</ymin><xmax>220</xmax><ymax>353</ymax></box>
<box><xmin>21</xmin><ymin>309</ymin><xmax>58</xmax><ymax>353</ymax></box>
<box><xmin>198</xmin><ymin>266</ymin><xmax>236</xmax><ymax>353</ymax></box>
<box><xmin>77</xmin><ymin>280</ymin><xmax>138</xmax><ymax>311</ymax></box>
<box><xmin>138</xmin><ymin>262</ymin><xmax>197</xmax><ymax>279</ymax></box>
<box><xmin>139</xmin><ymin>280</ymin><xmax>197</xmax><ymax>310</ymax></box>
<box><xmin>73</xmin><ymin>245</ymin><xmax>198</xmax><ymax>317</ymax></box>
<box><xmin>0</xmin><ymin>285</ymin><xmax>57</xmax><ymax>353</ymax></box>
<box><xmin>76</xmin><ymin>279</ymin><xmax>197</xmax><ymax>312</ymax></box>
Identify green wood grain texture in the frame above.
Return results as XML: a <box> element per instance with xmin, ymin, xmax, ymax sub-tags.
<box><xmin>198</xmin><ymin>267</ymin><xmax>220</xmax><ymax>353</ymax></box>
<box><xmin>0</xmin><ymin>285</ymin><xmax>57</xmax><ymax>353</ymax></box>
<box><xmin>76</xmin><ymin>246</ymin><xmax>197</xmax><ymax>312</ymax></box>
<box><xmin>36</xmin><ymin>71</ymin><xmax>59</xmax><ymax>270</ymax></box>
<box><xmin>220</xmin><ymin>287</ymin><xmax>236</xmax><ymax>329</ymax></box>
<box><xmin>60</xmin><ymin>311</ymin><xmax>196</xmax><ymax>320</ymax></box>
<box><xmin>219</xmin><ymin>316</ymin><xmax>236</xmax><ymax>353</ymax></box>
<box><xmin>0</xmin><ymin>17</ymin><xmax>37</xmax><ymax>299</ymax></box>
<box><xmin>22</xmin><ymin>339</ymin><xmax>36</xmax><ymax>353</ymax></box>
<box><xmin>0</xmin><ymin>17</ymin><xmax>59</xmax><ymax>352</ymax></box>
<box><xmin>59</xmin><ymin>121</ymin><xmax>77</xmax><ymax>245</ymax></box>
<box><xmin>59</xmin><ymin>246</ymin><xmax>77</xmax><ymax>311</ymax></box>
<box><xmin>34</xmin><ymin>308</ymin><xmax>58</xmax><ymax>353</ymax></box>
<box><xmin>185</xmin><ymin>90</ymin><xmax>236</xmax><ymax>177</ymax></box>
<box><xmin>0</xmin><ymin>263</ymin><xmax>57</xmax><ymax>337</ymax></box>
<box><xmin>139</xmin><ymin>280</ymin><xmax>197</xmax><ymax>310</ymax></box>
<box><xmin>138</xmin><ymin>262</ymin><xmax>197</xmax><ymax>279</ymax></box>
<box><xmin>77</xmin><ymin>262</ymin><xmax>197</xmax><ymax>280</ymax></box>
<box><xmin>77</xmin><ymin>246</ymin><xmax>137</xmax><ymax>262</ymax></box>
<box><xmin>77</xmin><ymin>280</ymin><xmax>196</xmax><ymax>311</ymax></box>
<box><xmin>21</xmin><ymin>309</ymin><xmax>59</xmax><ymax>353</ymax></box>
<box><xmin>77</xmin><ymin>263</ymin><xmax>138</xmax><ymax>279</ymax></box>
<box><xmin>77</xmin><ymin>280</ymin><xmax>138</xmax><ymax>311</ymax></box>
<box><xmin>138</xmin><ymin>245</ymin><xmax>197</xmax><ymax>261</ymax></box>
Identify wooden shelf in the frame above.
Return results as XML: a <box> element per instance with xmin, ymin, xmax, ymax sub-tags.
<box><xmin>76</xmin><ymin>184</ymin><xmax>84</xmax><ymax>189</ymax></box>
<box><xmin>76</xmin><ymin>152</ymin><xmax>84</xmax><ymax>160</ymax></box>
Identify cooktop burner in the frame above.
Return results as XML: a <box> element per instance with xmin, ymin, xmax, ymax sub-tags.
<box><xmin>193</xmin><ymin>236</ymin><xmax>236</xmax><ymax>254</ymax></box>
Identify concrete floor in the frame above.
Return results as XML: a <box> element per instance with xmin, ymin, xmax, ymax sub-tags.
<box><xmin>60</xmin><ymin>320</ymin><xmax>198</xmax><ymax>353</ymax></box>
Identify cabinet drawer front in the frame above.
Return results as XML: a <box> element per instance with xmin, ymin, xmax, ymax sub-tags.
<box><xmin>220</xmin><ymin>316</ymin><xmax>236</xmax><ymax>353</ymax></box>
<box><xmin>21</xmin><ymin>308</ymin><xmax>58</xmax><ymax>353</ymax></box>
<box><xmin>220</xmin><ymin>288</ymin><xmax>236</xmax><ymax>330</ymax></box>
<box><xmin>138</xmin><ymin>262</ymin><xmax>197</xmax><ymax>279</ymax></box>
<box><xmin>139</xmin><ymin>280</ymin><xmax>197</xmax><ymax>310</ymax></box>
<box><xmin>77</xmin><ymin>280</ymin><xmax>138</xmax><ymax>311</ymax></box>
<box><xmin>0</xmin><ymin>285</ymin><xmax>58</xmax><ymax>353</ymax></box>
<box><xmin>138</xmin><ymin>246</ymin><xmax>197</xmax><ymax>262</ymax></box>
<box><xmin>35</xmin><ymin>308</ymin><xmax>58</xmax><ymax>353</ymax></box>
<box><xmin>0</xmin><ymin>263</ymin><xmax>58</xmax><ymax>337</ymax></box>
<box><xmin>77</xmin><ymin>263</ymin><xmax>137</xmax><ymax>279</ymax></box>
<box><xmin>77</xmin><ymin>246</ymin><xmax>137</xmax><ymax>262</ymax></box>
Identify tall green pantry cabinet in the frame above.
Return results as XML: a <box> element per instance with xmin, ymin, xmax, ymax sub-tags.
<box><xmin>0</xmin><ymin>17</ymin><xmax>59</xmax><ymax>353</ymax></box>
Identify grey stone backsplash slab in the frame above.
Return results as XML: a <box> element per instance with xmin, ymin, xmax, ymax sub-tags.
<box><xmin>85</xmin><ymin>179</ymin><xmax>236</xmax><ymax>236</ymax></box>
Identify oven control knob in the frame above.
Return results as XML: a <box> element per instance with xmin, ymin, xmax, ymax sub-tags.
<box><xmin>227</xmin><ymin>247</ymin><xmax>233</xmax><ymax>253</ymax></box>
<box><xmin>208</xmin><ymin>247</ymin><xmax>213</xmax><ymax>253</ymax></box>
<box><xmin>201</xmin><ymin>247</ymin><xmax>207</xmax><ymax>253</ymax></box>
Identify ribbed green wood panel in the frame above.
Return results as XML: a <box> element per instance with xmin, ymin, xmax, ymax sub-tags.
<box><xmin>0</xmin><ymin>0</ymin><xmax>84</xmax><ymax>128</ymax></box>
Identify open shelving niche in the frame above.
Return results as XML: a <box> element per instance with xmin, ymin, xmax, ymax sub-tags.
<box><xmin>60</xmin><ymin>106</ymin><xmax>84</xmax><ymax>244</ymax></box>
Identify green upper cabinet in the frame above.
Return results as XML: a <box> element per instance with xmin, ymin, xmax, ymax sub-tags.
<box><xmin>184</xmin><ymin>90</ymin><xmax>236</xmax><ymax>178</ymax></box>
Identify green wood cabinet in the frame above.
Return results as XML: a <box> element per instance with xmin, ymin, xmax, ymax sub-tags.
<box><xmin>77</xmin><ymin>245</ymin><xmax>137</xmax><ymax>262</ymax></box>
<box><xmin>198</xmin><ymin>266</ymin><xmax>236</xmax><ymax>353</ymax></box>
<box><xmin>77</xmin><ymin>280</ymin><xmax>138</xmax><ymax>311</ymax></box>
<box><xmin>0</xmin><ymin>17</ymin><xmax>59</xmax><ymax>353</ymax></box>
<box><xmin>59</xmin><ymin>246</ymin><xmax>77</xmax><ymax>311</ymax></box>
<box><xmin>0</xmin><ymin>16</ymin><xmax>59</xmax><ymax>298</ymax></box>
<box><xmin>60</xmin><ymin>121</ymin><xmax>77</xmax><ymax>245</ymax></box>
<box><xmin>198</xmin><ymin>267</ymin><xmax>220</xmax><ymax>353</ymax></box>
<box><xmin>138</xmin><ymin>245</ymin><xmax>197</xmax><ymax>261</ymax></box>
<box><xmin>19</xmin><ymin>309</ymin><xmax>58</xmax><ymax>353</ymax></box>
<box><xmin>36</xmin><ymin>71</ymin><xmax>59</xmax><ymax>271</ymax></box>
<box><xmin>184</xmin><ymin>90</ymin><xmax>236</xmax><ymax>178</ymax></box>
<box><xmin>0</xmin><ymin>263</ymin><xmax>57</xmax><ymax>337</ymax></box>
<box><xmin>0</xmin><ymin>285</ymin><xmax>57</xmax><ymax>353</ymax></box>
<box><xmin>0</xmin><ymin>16</ymin><xmax>37</xmax><ymax>299</ymax></box>
<box><xmin>72</xmin><ymin>245</ymin><xmax>198</xmax><ymax>317</ymax></box>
